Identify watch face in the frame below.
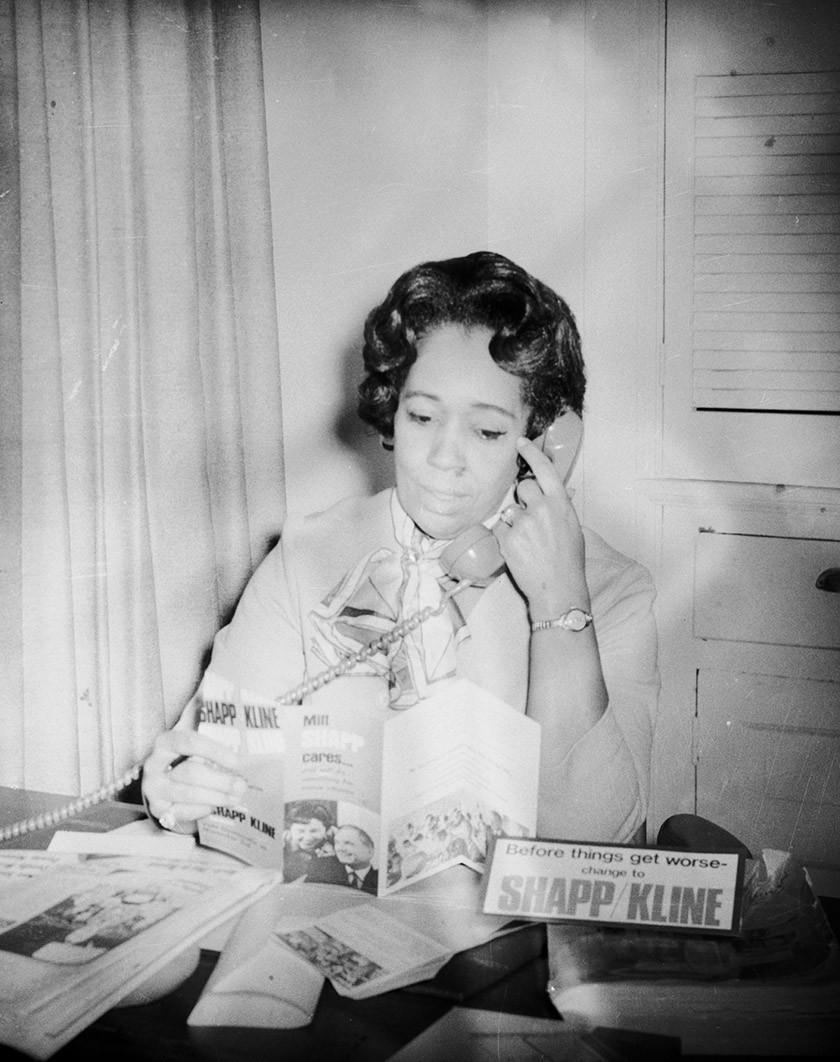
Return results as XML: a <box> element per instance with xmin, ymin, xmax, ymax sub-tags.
<box><xmin>565</xmin><ymin>609</ymin><xmax>588</xmax><ymax>631</ymax></box>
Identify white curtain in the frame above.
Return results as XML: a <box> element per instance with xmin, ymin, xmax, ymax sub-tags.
<box><xmin>0</xmin><ymin>0</ymin><xmax>285</xmax><ymax>794</ymax></box>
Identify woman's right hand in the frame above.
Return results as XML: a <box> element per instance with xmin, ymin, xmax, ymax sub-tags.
<box><xmin>142</xmin><ymin>729</ymin><xmax>248</xmax><ymax>834</ymax></box>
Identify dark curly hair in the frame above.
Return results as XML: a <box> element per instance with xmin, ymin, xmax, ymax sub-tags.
<box><xmin>357</xmin><ymin>251</ymin><xmax>584</xmax><ymax>443</ymax></box>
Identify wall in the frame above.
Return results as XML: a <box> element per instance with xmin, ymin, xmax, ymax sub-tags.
<box><xmin>260</xmin><ymin>0</ymin><xmax>662</xmax><ymax>567</ymax></box>
<box><xmin>260</xmin><ymin>0</ymin><xmax>491</xmax><ymax>517</ymax></box>
<box><xmin>485</xmin><ymin>0</ymin><xmax>662</xmax><ymax>559</ymax></box>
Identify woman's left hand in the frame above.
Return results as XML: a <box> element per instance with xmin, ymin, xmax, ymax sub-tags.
<box><xmin>492</xmin><ymin>437</ymin><xmax>589</xmax><ymax>618</ymax></box>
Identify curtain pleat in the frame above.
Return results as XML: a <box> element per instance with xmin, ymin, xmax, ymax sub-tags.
<box><xmin>17</xmin><ymin>0</ymin><xmax>83</xmax><ymax>789</ymax></box>
<box><xmin>0</xmin><ymin>0</ymin><xmax>24</xmax><ymax>786</ymax></box>
<box><xmin>0</xmin><ymin>0</ymin><xmax>285</xmax><ymax>794</ymax></box>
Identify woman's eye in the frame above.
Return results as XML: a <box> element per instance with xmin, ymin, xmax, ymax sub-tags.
<box><xmin>476</xmin><ymin>428</ymin><xmax>506</xmax><ymax>441</ymax></box>
<box><xmin>407</xmin><ymin>410</ymin><xmax>433</xmax><ymax>425</ymax></box>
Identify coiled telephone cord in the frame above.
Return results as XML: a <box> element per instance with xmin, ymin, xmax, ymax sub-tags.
<box><xmin>1</xmin><ymin>765</ymin><xmax>145</xmax><ymax>843</ymax></box>
<box><xmin>0</xmin><ymin>581</ymin><xmax>470</xmax><ymax>843</ymax></box>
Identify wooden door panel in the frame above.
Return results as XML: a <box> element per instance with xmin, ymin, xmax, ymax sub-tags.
<box><xmin>697</xmin><ymin>668</ymin><xmax>840</xmax><ymax>894</ymax></box>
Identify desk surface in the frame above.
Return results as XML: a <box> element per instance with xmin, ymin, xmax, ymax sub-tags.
<box><xmin>0</xmin><ymin>786</ymin><xmax>146</xmax><ymax>845</ymax></box>
<box><xmin>1</xmin><ymin>788</ymin><xmax>837</xmax><ymax>1062</ymax></box>
<box><xmin>0</xmin><ymin>788</ymin><xmax>554</xmax><ymax>1062</ymax></box>
<box><xmin>3</xmin><ymin>945</ymin><xmax>558</xmax><ymax>1062</ymax></box>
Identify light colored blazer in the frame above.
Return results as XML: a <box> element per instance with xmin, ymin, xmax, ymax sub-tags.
<box><xmin>196</xmin><ymin>489</ymin><xmax>660</xmax><ymax>844</ymax></box>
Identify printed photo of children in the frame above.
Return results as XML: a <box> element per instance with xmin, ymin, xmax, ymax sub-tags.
<box><xmin>386</xmin><ymin>793</ymin><xmax>528</xmax><ymax>887</ymax></box>
<box><xmin>276</xmin><ymin>927</ymin><xmax>382</xmax><ymax>990</ymax></box>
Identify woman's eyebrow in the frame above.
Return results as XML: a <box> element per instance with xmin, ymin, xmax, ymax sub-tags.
<box><xmin>471</xmin><ymin>402</ymin><xmax>518</xmax><ymax>420</ymax></box>
<box><xmin>402</xmin><ymin>390</ymin><xmax>518</xmax><ymax>420</ymax></box>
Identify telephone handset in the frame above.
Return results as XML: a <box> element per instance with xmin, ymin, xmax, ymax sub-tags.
<box><xmin>1</xmin><ymin>415</ymin><xmax>583</xmax><ymax>842</ymax></box>
<box><xmin>440</xmin><ymin>411</ymin><xmax>583</xmax><ymax>588</ymax></box>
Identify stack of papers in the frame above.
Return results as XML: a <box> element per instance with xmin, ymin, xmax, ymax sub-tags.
<box><xmin>0</xmin><ymin>849</ymin><xmax>280</xmax><ymax>1059</ymax></box>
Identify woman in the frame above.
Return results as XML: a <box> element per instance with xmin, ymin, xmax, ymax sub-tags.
<box><xmin>283</xmin><ymin>800</ymin><xmax>335</xmax><ymax>881</ymax></box>
<box><xmin>142</xmin><ymin>252</ymin><xmax>658</xmax><ymax>843</ymax></box>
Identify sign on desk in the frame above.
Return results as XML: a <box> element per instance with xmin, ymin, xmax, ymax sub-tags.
<box><xmin>481</xmin><ymin>838</ymin><xmax>745</xmax><ymax>935</ymax></box>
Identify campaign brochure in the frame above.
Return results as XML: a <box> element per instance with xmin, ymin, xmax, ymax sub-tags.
<box><xmin>196</xmin><ymin>673</ymin><xmax>541</xmax><ymax>896</ymax></box>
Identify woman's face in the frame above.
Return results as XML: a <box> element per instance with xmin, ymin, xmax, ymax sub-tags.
<box><xmin>290</xmin><ymin>818</ymin><xmax>327</xmax><ymax>851</ymax></box>
<box><xmin>393</xmin><ymin>323</ymin><xmax>529</xmax><ymax>539</ymax></box>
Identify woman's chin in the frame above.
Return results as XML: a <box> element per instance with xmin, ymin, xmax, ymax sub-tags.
<box><xmin>400</xmin><ymin>488</ymin><xmax>501</xmax><ymax>541</ymax></box>
<box><xmin>413</xmin><ymin>509</ymin><xmax>472</xmax><ymax>541</ymax></box>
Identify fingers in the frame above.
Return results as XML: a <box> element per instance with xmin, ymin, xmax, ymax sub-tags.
<box><xmin>148</xmin><ymin>728</ymin><xmax>242</xmax><ymax>773</ymax></box>
<box><xmin>143</xmin><ymin>729</ymin><xmax>247</xmax><ymax>829</ymax></box>
<box><xmin>168</xmin><ymin>757</ymin><xmax>248</xmax><ymax>808</ymax></box>
<box><xmin>514</xmin><ymin>477</ymin><xmax>542</xmax><ymax>510</ymax></box>
<box><xmin>516</xmin><ymin>437</ymin><xmax>563</xmax><ymax>495</ymax></box>
<box><xmin>494</xmin><ymin>439</ymin><xmax>586</xmax><ymax>608</ymax></box>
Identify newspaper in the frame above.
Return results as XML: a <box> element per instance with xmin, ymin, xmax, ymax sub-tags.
<box><xmin>196</xmin><ymin>674</ymin><xmax>541</xmax><ymax>896</ymax></box>
<box><xmin>0</xmin><ymin>849</ymin><xmax>280</xmax><ymax>1059</ymax></box>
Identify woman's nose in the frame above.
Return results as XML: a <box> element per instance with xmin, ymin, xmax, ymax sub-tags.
<box><xmin>428</xmin><ymin>424</ymin><xmax>465</xmax><ymax>470</ymax></box>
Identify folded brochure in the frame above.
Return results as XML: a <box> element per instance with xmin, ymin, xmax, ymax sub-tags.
<box><xmin>195</xmin><ymin>673</ymin><xmax>540</xmax><ymax>897</ymax></box>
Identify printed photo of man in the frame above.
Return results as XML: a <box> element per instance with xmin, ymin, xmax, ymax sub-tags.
<box><xmin>305</xmin><ymin>824</ymin><xmax>378</xmax><ymax>895</ymax></box>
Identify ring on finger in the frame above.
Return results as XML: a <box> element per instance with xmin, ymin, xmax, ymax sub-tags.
<box><xmin>500</xmin><ymin>505</ymin><xmax>518</xmax><ymax>527</ymax></box>
<box><xmin>159</xmin><ymin>808</ymin><xmax>178</xmax><ymax>832</ymax></box>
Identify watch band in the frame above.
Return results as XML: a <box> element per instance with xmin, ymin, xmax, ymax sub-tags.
<box><xmin>530</xmin><ymin>608</ymin><xmax>593</xmax><ymax>633</ymax></box>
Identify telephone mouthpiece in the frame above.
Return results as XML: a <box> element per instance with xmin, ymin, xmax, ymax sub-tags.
<box><xmin>440</xmin><ymin>525</ymin><xmax>506</xmax><ymax>588</ymax></box>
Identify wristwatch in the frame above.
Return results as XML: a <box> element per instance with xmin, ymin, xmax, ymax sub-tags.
<box><xmin>530</xmin><ymin>608</ymin><xmax>593</xmax><ymax>633</ymax></box>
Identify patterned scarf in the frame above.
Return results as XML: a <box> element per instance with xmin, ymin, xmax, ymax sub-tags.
<box><xmin>309</xmin><ymin>491</ymin><xmax>476</xmax><ymax>708</ymax></box>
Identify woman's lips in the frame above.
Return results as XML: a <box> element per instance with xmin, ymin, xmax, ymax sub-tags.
<box><xmin>423</xmin><ymin>487</ymin><xmax>468</xmax><ymax>509</ymax></box>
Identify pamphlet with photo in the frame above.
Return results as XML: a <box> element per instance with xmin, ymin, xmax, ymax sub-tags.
<box><xmin>196</xmin><ymin>674</ymin><xmax>541</xmax><ymax>896</ymax></box>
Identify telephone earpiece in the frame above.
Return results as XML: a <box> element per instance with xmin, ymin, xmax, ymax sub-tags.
<box><xmin>440</xmin><ymin>412</ymin><xmax>583</xmax><ymax>586</ymax></box>
<box><xmin>538</xmin><ymin>410</ymin><xmax>583</xmax><ymax>486</ymax></box>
